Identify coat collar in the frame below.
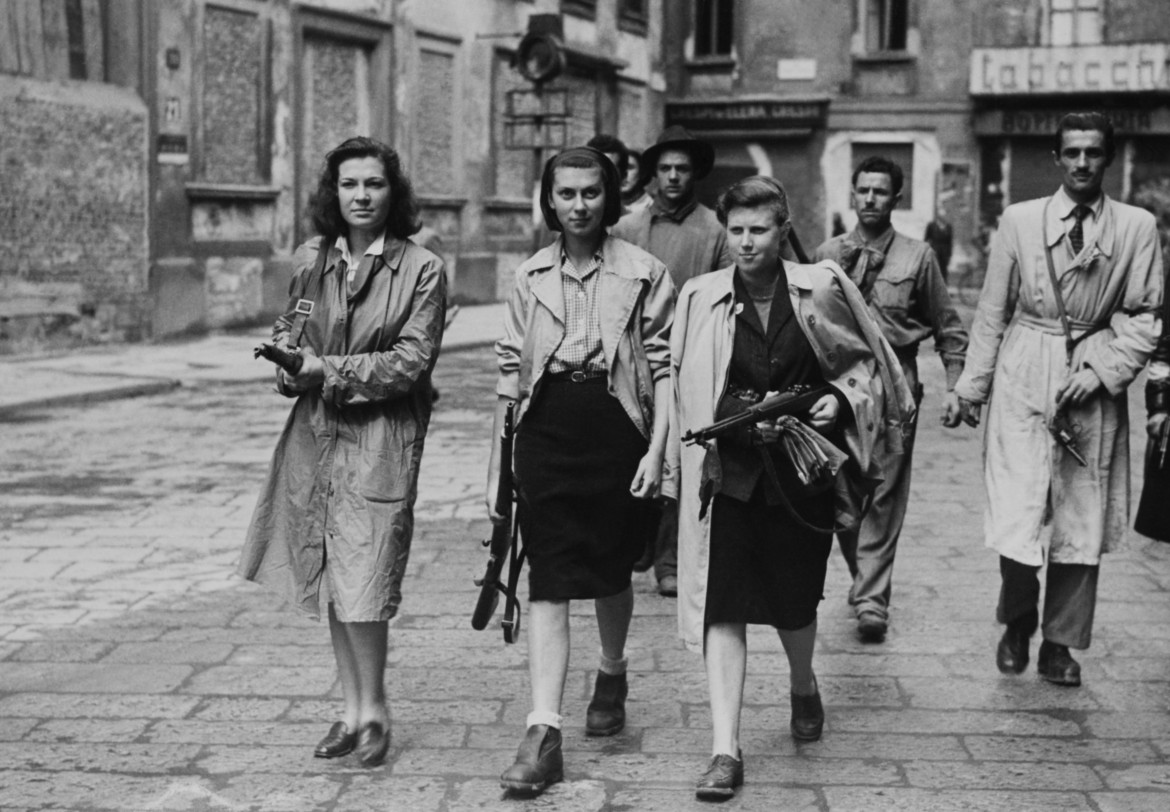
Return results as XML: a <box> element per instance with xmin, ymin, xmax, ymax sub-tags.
<box><xmin>1044</xmin><ymin>189</ymin><xmax>1115</xmax><ymax>258</ymax></box>
<box><xmin>707</xmin><ymin>260</ymin><xmax>813</xmax><ymax>308</ymax></box>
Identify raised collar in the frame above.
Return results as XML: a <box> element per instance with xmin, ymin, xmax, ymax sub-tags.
<box><xmin>710</xmin><ymin>259</ymin><xmax>812</xmax><ymax>307</ymax></box>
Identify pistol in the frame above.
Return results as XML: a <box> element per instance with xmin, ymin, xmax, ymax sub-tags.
<box><xmin>253</xmin><ymin>342</ymin><xmax>304</xmax><ymax>375</ymax></box>
<box><xmin>1049</xmin><ymin>409</ymin><xmax>1088</xmax><ymax>467</ymax></box>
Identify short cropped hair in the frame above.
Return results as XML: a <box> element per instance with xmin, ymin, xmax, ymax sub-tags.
<box><xmin>1053</xmin><ymin>111</ymin><xmax>1116</xmax><ymax>163</ymax></box>
<box><xmin>539</xmin><ymin>146</ymin><xmax>624</xmax><ymax>232</ymax></box>
<box><xmin>308</xmin><ymin>136</ymin><xmax>421</xmax><ymax>242</ymax></box>
<box><xmin>851</xmin><ymin>155</ymin><xmax>904</xmax><ymax>197</ymax></box>
<box><xmin>716</xmin><ymin>175</ymin><xmax>791</xmax><ymax>228</ymax></box>
<box><xmin>586</xmin><ymin>134</ymin><xmax>630</xmax><ymax>176</ymax></box>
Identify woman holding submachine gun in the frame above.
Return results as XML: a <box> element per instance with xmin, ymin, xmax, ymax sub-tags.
<box><xmin>487</xmin><ymin>145</ymin><xmax>674</xmax><ymax>797</ymax></box>
<box><xmin>669</xmin><ymin>176</ymin><xmax>913</xmax><ymax>801</ymax></box>
<box><xmin>239</xmin><ymin>136</ymin><xmax>446</xmax><ymax>768</ymax></box>
<box><xmin>1136</xmin><ymin>279</ymin><xmax>1170</xmax><ymax>542</ymax></box>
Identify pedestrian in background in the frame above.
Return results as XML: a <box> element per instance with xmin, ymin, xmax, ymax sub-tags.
<box><xmin>238</xmin><ymin>136</ymin><xmax>447</xmax><ymax>766</ymax></box>
<box><xmin>813</xmin><ymin>156</ymin><xmax>969</xmax><ymax>642</ymax></box>
<box><xmin>613</xmin><ymin>125</ymin><xmax>732</xmax><ymax>597</ymax></box>
<box><xmin>955</xmin><ymin>112</ymin><xmax>1163</xmax><ymax>687</ymax></box>
<box><xmin>670</xmin><ymin>176</ymin><xmax>913</xmax><ymax>801</ymax></box>
<box><xmin>489</xmin><ymin>146</ymin><xmax>674</xmax><ymax>796</ymax></box>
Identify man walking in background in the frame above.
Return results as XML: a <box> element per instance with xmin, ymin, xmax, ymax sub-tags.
<box><xmin>813</xmin><ymin>156</ymin><xmax>969</xmax><ymax>642</ymax></box>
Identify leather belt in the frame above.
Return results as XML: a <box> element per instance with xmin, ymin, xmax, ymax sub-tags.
<box><xmin>547</xmin><ymin>370</ymin><xmax>606</xmax><ymax>383</ymax></box>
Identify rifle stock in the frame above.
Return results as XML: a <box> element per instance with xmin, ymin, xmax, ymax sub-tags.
<box><xmin>471</xmin><ymin>402</ymin><xmax>519</xmax><ymax>637</ymax></box>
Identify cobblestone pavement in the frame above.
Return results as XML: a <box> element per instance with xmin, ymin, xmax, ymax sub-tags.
<box><xmin>2</xmin><ymin>343</ymin><xmax>1170</xmax><ymax>811</ymax></box>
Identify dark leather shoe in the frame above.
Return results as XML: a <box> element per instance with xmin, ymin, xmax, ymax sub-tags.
<box><xmin>313</xmin><ymin>722</ymin><xmax>356</xmax><ymax>759</ymax></box>
<box><xmin>996</xmin><ymin>625</ymin><xmax>1031</xmax><ymax>675</ymax></box>
<box><xmin>500</xmin><ymin>724</ymin><xmax>564</xmax><ymax>795</ymax></box>
<box><xmin>1037</xmin><ymin>640</ymin><xmax>1082</xmax><ymax>687</ymax></box>
<box><xmin>857</xmin><ymin>611</ymin><xmax>888</xmax><ymax>643</ymax></box>
<box><xmin>586</xmin><ymin>671</ymin><xmax>628</xmax><ymax>736</ymax></box>
<box><xmin>790</xmin><ymin>687</ymin><xmax>824</xmax><ymax>742</ymax></box>
<box><xmin>355</xmin><ymin>721</ymin><xmax>390</xmax><ymax>767</ymax></box>
<box><xmin>695</xmin><ymin>751</ymin><xmax>744</xmax><ymax>801</ymax></box>
<box><xmin>658</xmin><ymin>575</ymin><xmax>678</xmax><ymax>597</ymax></box>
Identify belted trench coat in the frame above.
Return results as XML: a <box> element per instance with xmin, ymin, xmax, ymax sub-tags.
<box><xmin>955</xmin><ymin>191</ymin><xmax>1162</xmax><ymax>566</ymax></box>
<box><xmin>495</xmin><ymin>234</ymin><xmax>675</xmax><ymax>439</ymax></box>
<box><xmin>669</xmin><ymin>261</ymin><xmax>915</xmax><ymax>652</ymax></box>
<box><xmin>238</xmin><ymin>236</ymin><xmax>446</xmax><ymax>622</ymax></box>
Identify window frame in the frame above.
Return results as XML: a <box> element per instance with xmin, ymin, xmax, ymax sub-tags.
<box><xmin>854</xmin><ymin>0</ymin><xmax>915</xmax><ymax>61</ymax></box>
<box><xmin>1047</xmin><ymin>0</ymin><xmax>1103</xmax><ymax>46</ymax></box>
<box><xmin>693</xmin><ymin>0</ymin><xmax>734</xmax><ymax>60</ymax></box>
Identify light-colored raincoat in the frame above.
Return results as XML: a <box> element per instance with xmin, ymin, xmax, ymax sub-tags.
<box><xmin>668</xmin><ymin>261</ymin><xmax>915</xmax><ymax>652</ymax></box>
<box><xmin>238</xmin><ymin>236</ymin><xmax>446</xmax><ymax>621</ymax></box>
<box><xmin>954</xmin><ymin>191</ymin><xmax>1162</xmax><ymax>565</ymax></box>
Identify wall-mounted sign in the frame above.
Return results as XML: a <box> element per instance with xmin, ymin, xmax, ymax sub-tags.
<box><xmin>777</xmin><ymin>59</ymin><xmax>817</xmax><ymax>81</ymax></box>
<box><xmin>157</xmin><ymin>133</ymin><xmax>189</xmax><ymax>165</ymax></box>
<box><xmin>970</xmin><ymin>43</ymin><xmax>1170</xmax><ymax>96</ymax></box>
<box><xmin>666</xmin><ymin>98</ymin><xmax>828</xmax><ymax>133</ymax></box>
<box><xmin>974</xmin><ymin>106</ymin><xmax>1170</xmax><ymax>136</ymax></box>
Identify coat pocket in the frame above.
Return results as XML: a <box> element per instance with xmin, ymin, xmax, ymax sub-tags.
<box><xmin>358</xmin><ymin>412</ymin><xmax>419</xmax><ymax>503</ymax></box>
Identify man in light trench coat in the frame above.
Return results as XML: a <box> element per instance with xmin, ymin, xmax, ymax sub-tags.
<box><xmin>954</xmin><ymin>112</ymin><xmax>1163</xmax><ymax>687</ymax></box>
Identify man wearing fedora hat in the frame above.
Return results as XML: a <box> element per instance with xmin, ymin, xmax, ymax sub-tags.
<box><xmin>613</xmin><ymin>125</ymin><xmax>732</xmax><ymax>597</ymax></box>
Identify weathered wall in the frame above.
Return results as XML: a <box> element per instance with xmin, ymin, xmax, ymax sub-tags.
<box><xmin>0</xmin><ymin>77</ymin><xmax>149</xmax><ymax>349</ymax></box>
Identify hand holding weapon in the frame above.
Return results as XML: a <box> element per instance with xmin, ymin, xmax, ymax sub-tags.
<box><xmin>253</xmin><ymin>342</ymin><xmax>304</xmax><ymax>375</ymax></box>
<box><xmin>1049</xmin><ymin>408</ymin><xmax>1088</xmax><ymax>467</ymax></box>
<box><xmin>682</xmin><ymin>385</ymin><xmax>834</xmax><ymax>446</ymax></box>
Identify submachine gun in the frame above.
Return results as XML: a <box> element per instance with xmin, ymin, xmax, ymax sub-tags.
<box><xmin>471</xmin><ymin>401</ymin><xmax>525</xmax><ymax>644</ymax></box>
<box><xmin>253</xmin><ymin>342</ymin><xmax>304</xmax><ymax>375</ymax></box>
<box><xmin>681</xmin><ymin>385</ymin><xmax>833</xmax><ymax>446</ymax></box>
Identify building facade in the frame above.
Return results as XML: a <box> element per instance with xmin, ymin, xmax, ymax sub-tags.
<box><xmin>663</xmin><ymin>0</ymin><xmax>1170</xmax><ymax>285</ymax></box>
<box><xmin>0</xmin><ymin>0</ymin><xmax>665</xmax><ymax>350</ymax></box>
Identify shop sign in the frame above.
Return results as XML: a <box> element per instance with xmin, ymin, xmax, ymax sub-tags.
<box><xmin>970</xmin><ymin>43</ymin><xmax>1170</xmax><ymax>95</ymax></box>
<box><xmin>666</xmin><ymin>99</ymin><xmax>828</xmax><ymax>132</ymax></box>
<box><xmin>974</xmin><ymin>107</ymin><xmax>1170</xmax><ymax>136</ymax></box>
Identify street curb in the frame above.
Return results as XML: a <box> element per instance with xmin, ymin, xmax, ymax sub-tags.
<box><xmin>0</xmin><ymin>378</ymin><xmax>181</xmax><ymax>417</ymax></box>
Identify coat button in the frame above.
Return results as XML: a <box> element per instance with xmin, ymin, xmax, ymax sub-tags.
<box><xmin>807</xmin><ymin>315</ymin><xmax>817</xmax><ymax>326</ymax></box>
<box><xmin>827</xmin><ymin>351</ymin><xmax>838</xmax><ymax>363</ymax></box>
<box><xmin>847</xmin><ymin>377</ymin><xmax>857</xmax><ymax>387</ymax></box>
<box><xmin>867</xmin><ymin>422</ymin><xmax>874</xmax><ymax>430</ymax></box>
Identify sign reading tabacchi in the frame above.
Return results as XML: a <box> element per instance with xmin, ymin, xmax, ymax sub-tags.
<box><xmin>970</xmin><ymin>43</ymin><xmax>1170</xmax><ymax>95</ymax></box>
<box><xmin>666</xmin><ymin>99</ymin><xmax>828</xmax><ymax>131</ymax></box>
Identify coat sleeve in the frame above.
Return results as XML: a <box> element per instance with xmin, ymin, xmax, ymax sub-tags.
<box><xmin>495</xmin><ymin>267</ymin><xmax>531</xmax><ymax>400</ymax></box>
<box><xmin>641</xmin><ymin>261</ymin><xmax>677</xmax><ymax>382</ymax></box>
<box><xmin>661</xmin><ymin>283</ymin><xmax>696</xmax><ymax>502</ymax></box>
<box><xmin>916</xmin><ymin>247</ymin><xmax>968</xmax><ymax>389</ymax></box>
<box><xmin>319</xmin><ymin>253</ymin><xmax>447</xmax><ymax>407</ymax></box>
<box><xmin>272</xmin><ymin>239</ymin><xmax>324</xmax><ymax>398</ymax></box>
<box><xmin>1083</xmin><ymin>213</ymin><xmax>1163</xmax><ymax>396</ymax></box>
<box><xmin>954</xmin><ymin>213</ymin><xmax>1022</xmax><ymax>404</ymax></box>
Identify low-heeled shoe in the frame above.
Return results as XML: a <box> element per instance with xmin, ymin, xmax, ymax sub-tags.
<box><xmin>996</xmin><ymin>625</ymin><xmax>1031</xmax><ymax>675</ymax></box>
<box><xmin>1037</xmin><ymin>640</ymin><xmax>1082</xmax><ymax>687</ymax></box>
<box><xmin>695</xmin><ymin>751</ymin><xmax>744</xmax><ymax>801</ymax></box>
<box><xmin>857</xmin><ymin>611</ymin><xmax>888</xmax><ymax>643</ymax></box>
<box><xmin>500</xmin><ymin>724</ymin><xmax>564</xmax><ymax>795</ymax></box>
<box><xmin>313</xmin><ymin>722</ymin><xmax>356</xmax><ymax>759</ymax></box>
<box><xmin>790</xmin><ymin>688</ymin><xmax>824</xmax><ymax>742</ymax></box>
<box><xmin>658</xmin><ymin>575</ymin><xmax>678</xmax><ymax>597</ymax></box>
<box><xmin>356</xmin><ymin>721</ymin><xmax>391</xmax><ymax>767</ymax></box>
<box><xmin>586</xmin><ymin>670</ymin><xmax>628</xmax><ymax>736</ymax></box>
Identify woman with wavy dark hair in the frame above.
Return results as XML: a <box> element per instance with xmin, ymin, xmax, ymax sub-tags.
<box><xmin>239</xmin><ymin>136</ymin><xmax>446</xmax><ymax>768</ymax></box>
<box><xmin>488</xmin><ymin>146</ymin><xmax>674</xmax><ymax>796</ymax></box>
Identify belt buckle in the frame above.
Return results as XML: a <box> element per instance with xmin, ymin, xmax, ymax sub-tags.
<box><xmin>570</xmin><ymin>370</ymin><xmax>587</xmax><ymax>383</ymax></box>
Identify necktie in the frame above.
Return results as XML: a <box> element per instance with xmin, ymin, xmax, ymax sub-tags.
<box><xmin>1069</xmin><ymin>205</ymin><xmax>1089</xmax><ymax>255</ymax></box>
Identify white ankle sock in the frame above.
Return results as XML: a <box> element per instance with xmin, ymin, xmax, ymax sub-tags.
<box><xmin>526</xmin><ymin>710</ymin><xmax>563</xmax><ymax>729</ymax></box>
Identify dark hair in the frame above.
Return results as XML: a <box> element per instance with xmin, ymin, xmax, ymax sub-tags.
<box><xmin>586</xmin><ymin>134</ymin><xmax>629</xmax><ymax>176</ymax></box>
<box><xmin>1053</xmin><ymin>111</ymin><xmax>1116</xmax><ymax>163</ymax></box>
<box><xmin>308</xmin><ymin>136</ymin><xmax>420</xmax><ymax>242</ymax></box>
<box><xmin>851</xmin><ymin>155</ymin><xmax>905</xmax><ymax>197</ymax></box>
<box><xmin>539</xmin><ymin>146</ymin><xmax>623</xmax><ymax>232</ymax></box>
<box><xmin>716</xmin><ymin>176</ymin><xmax>791</xmax><ymax>227</ymax></box>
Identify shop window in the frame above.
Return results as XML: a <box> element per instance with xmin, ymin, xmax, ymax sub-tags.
<box><xmin>861</xmin><ymin>0</ymin><xmax>908</xmax><ymax>53</ymax></box>
<box><xmin>694</xmin><ymin>0</ymin><xmax>733</xmax><ymax>58</ymax></box>
<box><xmin>851</xmin><ymin>142</ymin><xmax>914</xmax><ymax>209</ymax></box>
<box><xmin>561</xmin><ymin>0</ymin><xmax>597</xmax><ymax>20</ymax></box>
<box><xmin>1049</xmin><ymin>0</ymin><xmax>1102</xmax><ymax>46</ymax></box>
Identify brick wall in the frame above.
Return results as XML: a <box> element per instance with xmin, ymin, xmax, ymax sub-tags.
<box><xmin>0</xmin><ymin>77</ymin><xmax>148</xmax><ymax>348</ymax></box>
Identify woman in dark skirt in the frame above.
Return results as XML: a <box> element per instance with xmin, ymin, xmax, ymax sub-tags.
<box><xmin>487</xmin><ymin>146</ymin><xmax>675</xmax><ymax>796</ymax></box>
<box><xmin>670</xmin><ymin>176</ymin><xmax>913</xmax><ymax>800</ymax></box>
<box><xmin>1136</xmin><ymin>281</ymin><xmax>1170</xmax><ymax>542</ymax></box>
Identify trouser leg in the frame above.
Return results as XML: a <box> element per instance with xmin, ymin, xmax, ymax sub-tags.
<box><xmin>653</xmin><ymin>499</ymin><xmax>679</xmax><ymax>582</ymax></box>
<box><xmin>996</xmin><ymin>555</ymin><xmax>1040</xmax><ymax>634</ymax></box>
<box><xmin>1041</xmin><ymin>563</ymin><xmax>1098</xmax><ymax>650</ymax></box>
<box><xmin>836</xmin><ymin>359</ymin><xmax>919</xmax><ymax>621</ymax></box>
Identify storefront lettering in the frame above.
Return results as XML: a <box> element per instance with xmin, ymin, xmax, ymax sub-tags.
<box><xmin>1000</xmin><ymin>109</ymin><xmax>1153</xmax><ymax>134</ymax></box>
<box><xmin>972</xmin><ymin>44</ymin><xmax>1169</xmax><ymax>95</ymax></box>
<box><xmin>667</xmin><ymin>101</ymin><xmax>827</xmax><ymax>129</ymax></box>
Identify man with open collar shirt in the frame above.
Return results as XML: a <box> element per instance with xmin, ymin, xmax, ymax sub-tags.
<box><xmin>954</xmin><ymin>112</ymin><xmax>1162</xmax><ymax>687</ymax></box>
<box><xmin>612</xmin><ymin>125</ymin><xmax>733</xmax><ymax>597</ymax></box>
<box><xmin>813</xmin><ymin>155</ymin><xmax>969</xmax><ymax>643</ymax></box>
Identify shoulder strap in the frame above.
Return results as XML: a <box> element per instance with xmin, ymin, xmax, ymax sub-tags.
<box><xmin>287</xmin><ymin>243</ymin><xmax>330</xmax><ymax>350</ymax></box>
<box><xmin>1040</xmin><ymin>208</ymin><xmax>1076</xmax><ymax>367</ymax></box>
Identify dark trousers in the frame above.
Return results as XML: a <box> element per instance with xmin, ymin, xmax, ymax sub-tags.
<box><xmin>653</xmin><ymin>500</ymin><xmax>678</xmax><ymax>581</ymax></box>
<box><xmin>997</xmin><ymin>556</ymin><xmax>1099</xmax><ymax>650</ymax></box>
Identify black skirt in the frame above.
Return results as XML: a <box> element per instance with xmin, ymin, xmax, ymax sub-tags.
<box><xmin>514</xmin><ymin>377</ymin><xmax>656</xmax><ymax>601</ymax></box>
